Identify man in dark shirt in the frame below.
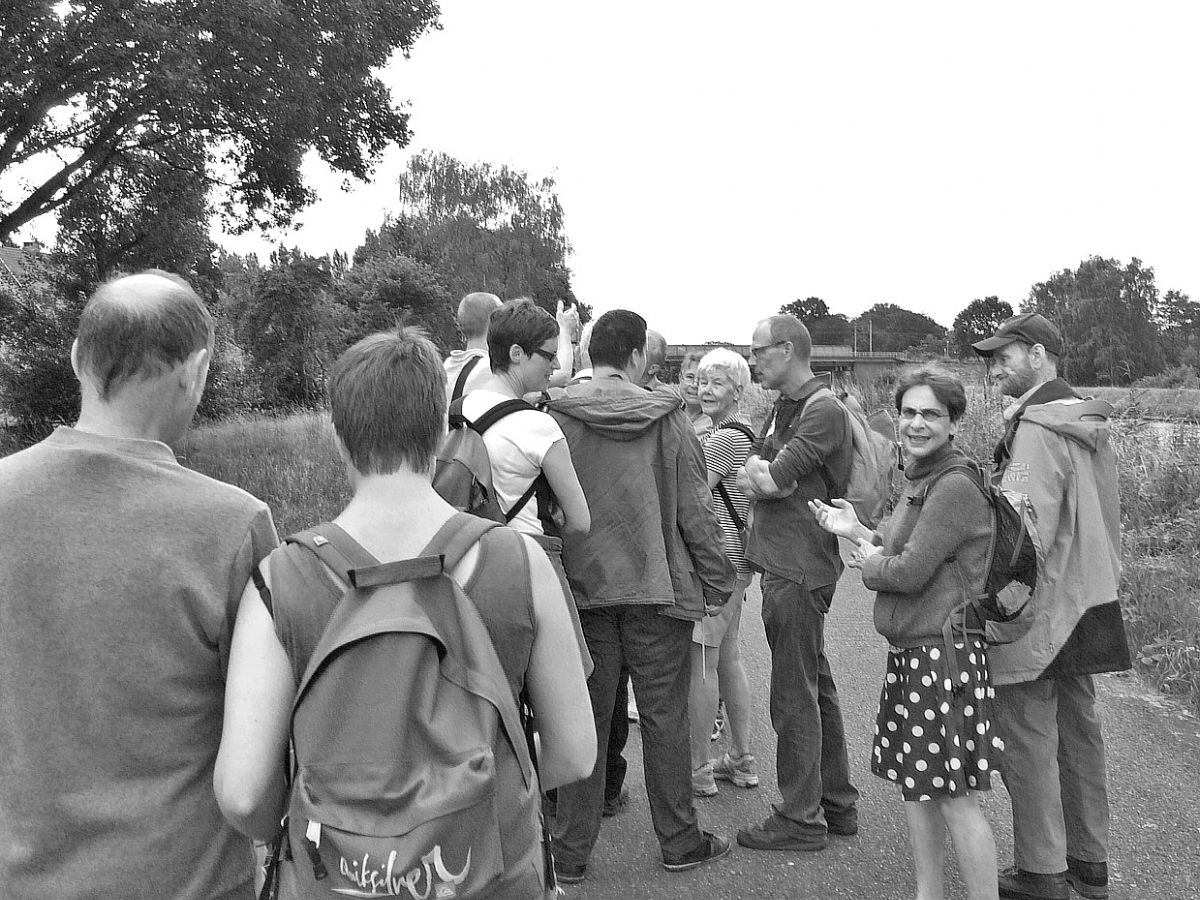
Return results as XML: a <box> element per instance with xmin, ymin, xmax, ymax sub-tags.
<box><xmin>735</xmin><ymin>314</ymin><xmax>859</xmax><ymax>852</ymax></box>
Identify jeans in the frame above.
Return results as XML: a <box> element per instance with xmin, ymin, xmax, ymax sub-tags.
<box><xmin>605</xmin><ymin>666</ymin><xmax>630</xmax><ymax>804</ymax></box>
<box><xmin>994</xmin><ymin>675</ymin><xmax>1110</xmax><ymax>873</ymax></box>
<box><xmin>760</xmin><ymin>571</ymin><xmax>859</xmax><ymax>835</ymax></box>
<box><xmin>553</xmin><ymin>605</ymin><xmax>701</xmax><ymax>864</ymax></box>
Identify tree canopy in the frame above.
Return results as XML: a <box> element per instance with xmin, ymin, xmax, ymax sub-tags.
<box><xmin>0</xmin><ymin>0</ymin><xmax>439</xmax><ymax>242</ymax></box>
<box><xmin>852</xmin><ymin>303</ymin><xmax>946</xmax><ymax>353</ymax></box>
<box><xmin>779</xmin><ymin>297</ymin><xmax>852</xmax><ymax>345</ymax></box>
<box><xmin>952</xmin><ymin>296</ymin><xmax>1013</xmax><ymax>357</ymax></box>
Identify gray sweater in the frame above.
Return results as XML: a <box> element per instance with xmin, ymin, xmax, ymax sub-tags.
<box><xmin>861</xmin><ymin>443</ymin><xmax>991</xmax><ymax>648</ymax></box>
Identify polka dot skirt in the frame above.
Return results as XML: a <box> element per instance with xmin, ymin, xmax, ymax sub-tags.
<box><xmin>871</xmin><ymin>639</ymin><xmax>1003</xmax><ymax>801</ymax></box>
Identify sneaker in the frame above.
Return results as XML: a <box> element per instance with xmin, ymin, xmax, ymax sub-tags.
<box><xmin>661</xmin><ymin>831</ymin><xmax>732</xmax><ymax>872</ymax></box>
<box><xmin>554</xmin><ymin>860</ymin><xmax>587</xmax><ymax>885</ymax></box>
<box><xmin>692</xmin><ymin>762</ymin><xmax>718</xmax><ymax>797</ymax></box>
<box><xmin>998</xmin><ymin>866</ymin><xmax>1069</xmax><ymax>900</ymax></box>
<box><xmin>736</xmin><ymin>815</ymin><xmax>827</xmax><ymax>852</ymax></box>
<box><xmin>710</xmin><ymin>752</ymin><xmax>760</xmax><ymax>788</ymax></box>
<box><xmin>824</xmin><ymin>809</ymin><xmax>858</xmax><ymax>837</ymax></box>
<box><xmin>1065</xmin><ymin>857</ymin><xmax>1109</xmax><ymax>900</ymax></box>
<box><xmin>602</xmin><ymin>785</ymin><xmax>629</xmax><ymax>818</ymax></box>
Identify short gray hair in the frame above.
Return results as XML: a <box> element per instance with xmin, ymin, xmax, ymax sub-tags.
<box><xmin>697</xmin><ymin>347</ymin><xmax>751</xmax><ymax>391</ymax></box>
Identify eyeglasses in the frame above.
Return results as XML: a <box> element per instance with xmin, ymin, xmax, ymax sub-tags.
<box><xmin>749</xmin><ymin>339</ymin><xmax>789</xmax><ymax>356</ymax></box>
<box><xmin>899</xmin><ymin>407</ymin><xmax>949</xmax><ymax>422</ymax></box>
<box><xmin>529</xmin><ymin>346</ymin><xmax>557</xmax><ymax>364</ymax></box>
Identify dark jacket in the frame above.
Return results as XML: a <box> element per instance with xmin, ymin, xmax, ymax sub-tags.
<box><xmin>547</xmin><ymin>377</ymin><xmax>734</xmax><ymax>620</ymax></box>
<box><xmin>862</xmin><ymin>444</ymin><xmax>991</xmax><ymax>648</ymax></box>
<box><xmin>992</xmin><ymin>383</ymin><xmax>1131</xmax><ymax>683</ymax></box>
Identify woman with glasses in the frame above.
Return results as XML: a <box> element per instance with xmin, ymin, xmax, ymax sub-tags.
<box><xmin>810</xmin><ymin>365</ymin><xmax>1000</xmax><ymax>900</ymax></box>
<box><xmin>462</xmin><ymin>298</ymin><xmax>590</xmax><ymax>538</ymax></box>
<box><xmin>679</xmin><ymin>350</ymin><xmax>713</xmax><ymax>438</ymax></box>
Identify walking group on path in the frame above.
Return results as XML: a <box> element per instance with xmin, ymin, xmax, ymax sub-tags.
<box><xmin>0</xmin><ymin>271</ymin><xmax>1132</xmax><ymax>900</ymax></box>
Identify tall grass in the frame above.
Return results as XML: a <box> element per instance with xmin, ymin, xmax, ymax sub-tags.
<box><xmin>176</xmin><ymin>412</ymin><xmax>350</xmax><ymax>538</ymax></box>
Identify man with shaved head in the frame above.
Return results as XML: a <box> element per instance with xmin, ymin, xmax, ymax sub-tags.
<box><xmin>0</xmin><ymin>271</ymin><xmax>278</xmax><ymax>900</ymax></box>
<box><xmin>444</xmin><ymin>290</ymin><xmax>503</xmax><ymax>404</ymax></box>
<box><xmin>639</xmin><ymin>328</ymin><xmax>670</xmax><ymax>390</ymax></box>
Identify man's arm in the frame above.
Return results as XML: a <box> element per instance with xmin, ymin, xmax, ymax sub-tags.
<box><xmin>675</xmin><ymin>425</ymin><xmax>735</xmax><ymax>607</ymax></box>
<box><xmin>766</xmin><ymin>395</ymin><xmax>847</xmax><ymax>489</ymax></box>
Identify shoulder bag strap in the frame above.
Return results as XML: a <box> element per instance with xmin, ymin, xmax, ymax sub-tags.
<box><xmin>714</xmin><ymin>481</ymin><xmax>745</xmax><ymax>532</ymax></box>
<box><xmin>452</xmin><ymin>354</ymin><xmax>482</xmax><ymax>401</ymax></box>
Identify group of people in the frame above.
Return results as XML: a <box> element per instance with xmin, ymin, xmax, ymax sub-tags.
<box><xmin>0</xmin><ymin>270</ymin><xmax>1130</xmax><ymax>900</ymax></box>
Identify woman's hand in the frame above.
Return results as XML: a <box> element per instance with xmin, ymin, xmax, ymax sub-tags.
<box><xmin>846</xmin><ymin>538</ymin><xmax>882</xmax><ymax>570</ymax></box>
<box><xmin>809</xmin><ymin>497</ymin><xmax>862</xmax><ymax>539</ymax></box>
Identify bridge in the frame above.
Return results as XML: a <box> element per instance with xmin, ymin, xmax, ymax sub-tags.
<box><xmin>666</xmin><ymin>344</ymin><xmax>909</xmax><ymax>382</ymax></box>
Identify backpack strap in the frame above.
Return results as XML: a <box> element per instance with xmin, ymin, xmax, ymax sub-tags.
<box><xmin>423</xmin><ymin>513</ymin><xmax>502</xmax><ymax>572</ymax></box>
<box><xmin>715</xmin><ymin>482</ymin><xmax>746</xmax><ymax>532</ymax></box>
<box><xmin>283</xmin><ymin>523</ymin><xmax>378</xmax><ymax>585</ymax></box>
<box><xmin>718</xmin><ymin>421</ymin><xmax>756</xmax><ymax>444</ymax></box>
<box><xmin>470</xmin><ymin>397</ymin><xmax>535</xmax><ymax>434</ymax></box>
<box><xmin>452</xmin><ymin>354</ymin><xmax>483</xmax><ymax>401</ymax></box>
<box><xmin>250</xmin><ymin>564</ymin><xmax>273</xmax><ymax>617</ymax></box>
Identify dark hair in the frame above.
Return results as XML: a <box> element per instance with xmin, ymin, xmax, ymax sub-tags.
<box><xmin>486</xmin><ymin>298</ymin><xmax>559</xmax><ymax>373</ymax></box>
<box><xmin>589</xmin><ymin>310</ymin><xmax>647</xmax><ymax>369</ymax></box>
<box><xmin>328</xmin><ymin>326</ymin><xmax>446</xmax><ymax>475</ymax></box>
<box><xmin>893</xmin><ymin>365</ymin><xmax>967</xmax><ymax>422</ymax></box>
<box><xmin>75</xmin><ymin>270</ymin><xmax>212</xmax><ymax>400</ymax></box>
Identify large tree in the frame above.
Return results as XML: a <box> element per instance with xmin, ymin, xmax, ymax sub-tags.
<box><xmin>778</xmin><ymin>297</ymin><xmax>852</xmax><ymax>346</ymax></box>
<box><xmin>952</xmin><ymin>296</ymin><xmax>1013</xmax><ymax>358</ymax></box>
<box><xmin>1023</xmin><ymin>256</ymin><xmax>1162</xmax><ymax>385</ymax></box>
<box><xmin>852</xmin><ymin>303</ymin><xmax>946</xmax><ymax>353</ymax></box>
<box><xmin>334</xmin><ymin>254</ymin><xmax>456</xmax><ymax>351</ymax></box>
<box><xmin>0</xmin><ymin>0</ymin><xmax>439</xmax><ymax>242</ymax></box>
<box><xmin>366</xmin><ymin>151</ymin><xmax>580</xmax><ymax>317</ymax></box>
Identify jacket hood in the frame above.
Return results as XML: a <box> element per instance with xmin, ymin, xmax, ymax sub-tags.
<box><xmin>1020</xmin><ymin>398</ymin><xmax>1114</xmax><ymax>452</ymax></box>
<box><xmin>547</xmin><ymin>381</ymin><xmax>682</xmax><ymax>441</ymax></box>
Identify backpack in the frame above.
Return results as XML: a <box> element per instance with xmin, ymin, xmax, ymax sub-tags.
<box><xmin>923</xmin><ymin>459</ymin><xmax>1040</xmax><ymax>653</ymax></box>
<box><xmin>815</xmin><ymin>388</ymin><xmax>899</xmax><ymax>528</ymax></box>
<box><xmin>267</xmin><ymin>515</ymin><xmax>543</xmax><ymax>900</ymax></box>
<box><xmin>433</xmin><ymin>396</ymin><xmax>543</xmax><ymax>526</ymax></box>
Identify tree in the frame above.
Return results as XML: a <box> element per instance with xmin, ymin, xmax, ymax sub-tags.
<box><xmin>334</xmin><ymin>255</ymin><xmax>456</xmax><ymax>351</ymax></box>
<box><xmin>370</xmin><ymin>152</ymin><xmax>581</xmax><ymax>318</ymax></box>
<box><xmin>852</xmin><ymin>304</ymin><xmax>946</xmax><ymax>353</ymax></box>
<box><xmin>1157</xmin><ymin>289</ymin><xmax>1200</xmax><ymax>369</ymax></box>
<box><xmin>952</xmin><ymin>296</ymin><xmax>1013</xmax><ymax>358</ymax></box>
<box><xmin>778</xmin><ymin>297</ymin><xmax>852</xmax><ymax>345</ymax></box>
<box><xmin>780</xmin><ymin>297</ymin><xmax>830</xmax><ymax>319</ymax></box>
<box><xmin>1023</xmin><ymin>256</ymin><xmax>1162</xmax><ymax>385</ymax></box>
<box><xmin>0</xmin><ymin>0</ymin><xmax>439</xmax><ymax>242</ymax></box>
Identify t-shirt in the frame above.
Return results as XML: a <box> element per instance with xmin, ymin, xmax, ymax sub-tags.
<box><xmin>461</xmin><ymin>389</ymin><xmax>567</xmax><ymax>535</ymax></box>
<box><xmin>702</xmin><ymin>416</ymin><xmax>753</xmax><ymax>573</ymax></box>
<box><xmin>0</xmin><ymin>427</ymin><xmax>278</xmax><ymax>900</ymax></box>
<box><xmin>443</xmin><ymin>349</ymin><xmax>491</xmax><ymax>406</ymax></box>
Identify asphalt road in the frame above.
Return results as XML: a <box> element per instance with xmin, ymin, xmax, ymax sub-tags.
<box><xmin>562</xmin><ymin>570</ymin><xmax>1200</xmax><ymax>899</ymax></box>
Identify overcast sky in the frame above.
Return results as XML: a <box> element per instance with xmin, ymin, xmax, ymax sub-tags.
<box><xmin>215</xmin><ymin>1</ymin><xmax>1200</xmax><ymax>344</ymax></box>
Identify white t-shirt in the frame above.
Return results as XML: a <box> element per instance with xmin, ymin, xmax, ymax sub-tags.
<box><xmin>443</xmin><ymin>350</ymin><xmax>491</xmax><ymax>407</ymax></box>
<box><xmin>460</xmin><ymin>390</ymin><xmax>566</xmax><ymax>535</ymax></box>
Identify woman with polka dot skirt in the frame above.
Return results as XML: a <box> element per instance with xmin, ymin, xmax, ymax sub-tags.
<box><xmin>811</xmin><ymin>365</ymin><xmax>1000</xmax><ymax>900</ymax></box>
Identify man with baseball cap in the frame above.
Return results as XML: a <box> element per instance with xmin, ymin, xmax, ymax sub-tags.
<box><xmin>973</xmin><ymin>314</ymin><xmax>1131</xmax><ymax>900</ymax></box>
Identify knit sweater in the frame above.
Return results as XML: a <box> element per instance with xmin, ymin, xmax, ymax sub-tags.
<box><xmin>861</xmin><ymin>443</ymin><xmax>991</xmax><ymax>648</ymax></box>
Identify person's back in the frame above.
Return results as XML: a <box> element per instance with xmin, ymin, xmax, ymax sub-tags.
<box><xmin>444</xmin><ymin>291</ymin><xmax>502</xmax><ymax>406</ymax></box>
<box><xmin>0</xmin><ymin>272</ymin><xmax>277</xmax><ymax>900</ymax></box>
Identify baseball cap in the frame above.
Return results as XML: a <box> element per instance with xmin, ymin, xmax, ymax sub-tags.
<box><xmin>972</xmin><ymin>313</ymin><xmax>1063</xmax><ymax>357</ymax></box>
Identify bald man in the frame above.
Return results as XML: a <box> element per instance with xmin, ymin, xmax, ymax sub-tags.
<box><xmin>0</xmin><ymin>271</ymin><xmax>278</xmax><ymax>900</ymax></box>
<box><xmin>639</xmin><ymin>328</ymin><xmax>670</xmax><ymax>389</ymax></box>
<box><xmin>444</xmin><ymin>290</ymin><xmax>503</xmax><ymax>404</ymax></box>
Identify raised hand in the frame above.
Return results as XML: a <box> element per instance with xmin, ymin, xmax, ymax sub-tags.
<box><xmin>808</xmin><ymin>497</ymin><xmax>862</xmax><ymax>539</ymax></box>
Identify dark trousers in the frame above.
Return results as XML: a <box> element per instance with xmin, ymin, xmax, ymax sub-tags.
<box><xmin>760</xmin><ymin>571</ymin><xmax>859</xmax><ymax>835</ymax></box>
<box><xmin>605</xmin><ymin>666</ymin><xmax>630</xmax><ymax>803</ymax></box>
<box><xmin>553</xmin><ymin>605</ymin><xmax>701</xmax><ymax>864</ymax></box>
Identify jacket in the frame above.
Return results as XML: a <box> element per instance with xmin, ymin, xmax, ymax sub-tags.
<box><xmin>548</xmin><ymin>377</ymin><xmax>734</xmax><ymax>620</ymax></box>
<box><xmin>862</xmin><ymin>443</ymin><xmax>992</xmax><ymax>648</ymax></box>
<box><xmin>991</xmin><ymin>392</ymin><xmax>1132</xmax><ymax>684</ymax></box>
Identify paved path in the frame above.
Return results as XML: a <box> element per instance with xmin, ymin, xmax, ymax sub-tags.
<box><xmin>563</xmin><ymin>570</ymin><xmax>1200</xmax><ymax>899</ymax></box>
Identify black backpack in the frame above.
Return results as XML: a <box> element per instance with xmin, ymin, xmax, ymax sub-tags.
<box><xmin>923</xmin><ymin>459</ymin><xmax>1039</xmax><ymax>659</ymax></box>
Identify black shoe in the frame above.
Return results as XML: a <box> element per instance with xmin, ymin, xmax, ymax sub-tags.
<box><xmin>555</xmin><ymin>860</ymin><xmax>586</xmax><ymax>885</ymax></box>
<box><xmin>602</xmin><ymin>785</ymin><xmax>629</xmax><ymax>818</ymax></box>
<box><xmin>998</xmin><ymin>866</ymin><xmax>1069</xmax><ymax>900</ymax></box>
<box><xmin>825</xmin><ymin>810</ymin><xmax>859</xmax><ymax>837</ymax></box>
<box><xmin>661</xmin><ymin>831</ymin><xmax>732</xmax><ymax>872</ymax></box>
<box><xmin>1066</xmin><ymin>857</ymin><xmax>1109</xmax><ymax>900</ymax></box>
<box><xmin>736</xmin><ymin>815</ymin><xmax>828</xmax><ymax>852</ymax></box>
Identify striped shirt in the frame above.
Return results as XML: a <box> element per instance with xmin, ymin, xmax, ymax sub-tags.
<box><xmin>702</xmin><ymin>415</ymin><xmax>754</xmax><ymax>573</ymax></box>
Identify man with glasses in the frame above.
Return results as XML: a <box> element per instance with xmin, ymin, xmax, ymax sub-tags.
<box><xmin>734</xmin><ymin>314</ymin><xmax>860</xmax><ymax>852</ymax></box>
<box><xmin>973</xmin><ymin>314</ymin><xmax>1129</xmax><ymax>900</ymax></box>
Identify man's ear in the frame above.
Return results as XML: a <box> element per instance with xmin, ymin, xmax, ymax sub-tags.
<box><xmin>69</xmin><ymin>339</ymin><xmax>84</xmax><ymax>380</ymax></box>
<box><xmin>182</xmin><ymin>347</ymin><xmax>211</xmax><ymax>396</ymax></box>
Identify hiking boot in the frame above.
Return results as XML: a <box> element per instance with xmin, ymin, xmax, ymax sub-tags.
<box><xmin>1066</xmin><ymin>857</ymin><xmax>1109</xmax><ymax>900</ymax></box>
<box><xmin>692</xmin><ymin>762</ymin><xmax>718</xmax><ymax>797</ymax></box>
<box><xmin>661</xmin><ymin>831</ymin><xmax>732</xmax><ymax>872</ymax></box>
<box><xmin>736</xmin><ymin>814</ymin><xmax>828</xmax><ymax>852</ymax></box>
<box><xmin>602</xmin><ymin>785</ymin><xmax>629</xmax><ymax>818</ymax></box>
<box><xmin>554</xmin><ymin>860</ymin><xmax>586</xmax><ymax>885</ymax></box>
<box><xmin>998</xmin><ymin>866</ymin><xmax>1069</xmax><ymax>900</ymax></box>
<box><xmin>710</xmin><ymin>751</ymin><xmax>760</xmax><ymax>788</ymax></box>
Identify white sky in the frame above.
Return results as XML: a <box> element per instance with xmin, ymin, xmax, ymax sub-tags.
<box><xmin>211</xmin><ymin>2</ymin><xmax>1198</xmax><ymax>342</ymax></box>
